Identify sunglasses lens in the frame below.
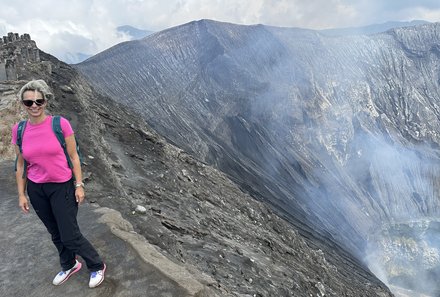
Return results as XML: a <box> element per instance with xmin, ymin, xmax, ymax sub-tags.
<box><xmin>22</xmin><ymin>99</ymin><xmax>45</xmax><ymax>107</ymax></box>
<box><xmin>22</xmin><ymin>100</ymin><xmax>34</xmax><ymax>107</ymax></box>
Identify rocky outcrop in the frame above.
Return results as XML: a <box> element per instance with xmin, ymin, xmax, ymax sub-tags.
<box><xmin>0</xmin><ymin>33</ymin><xmax>41</xmax><ymax>81</ymax></box>
<box><xmin>75</xmin><ymin>20</ymin><xmax>440</xmax><ymax>295</ymax></box>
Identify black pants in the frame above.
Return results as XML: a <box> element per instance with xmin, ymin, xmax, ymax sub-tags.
<box><xmin>27</xmin><ymin>179</ymin><xmax>104</xmax><ymax>272</ymax></box>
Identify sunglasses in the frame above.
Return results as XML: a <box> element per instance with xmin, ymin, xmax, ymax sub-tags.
<box><xmin>22</xmin><ymin>99</ymin><xmax>46</xmax><ymax>107</ymax></box>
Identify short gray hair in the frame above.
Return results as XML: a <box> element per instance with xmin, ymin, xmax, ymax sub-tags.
<box><xmin>18</xmin><ymin>79</ymin><xmax>54</xmax><ymax>101</ymax></box>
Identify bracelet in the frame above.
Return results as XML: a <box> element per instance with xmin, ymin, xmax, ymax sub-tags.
<box><xmin>74</xmin><ymin>182</ymin><xmax>85</xmax><ymax>188</ymax></box>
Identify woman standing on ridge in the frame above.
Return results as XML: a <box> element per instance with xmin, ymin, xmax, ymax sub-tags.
<box><xmin>12</xmin><ymin>79</ymin><xmax>106</xmax><ymax>288</ymax></box>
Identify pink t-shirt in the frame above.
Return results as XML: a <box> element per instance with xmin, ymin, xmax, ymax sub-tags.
<box><xmin>12</xmin><ymin>115</ymin><xmax>75</xmax><ymax>183</ymax></box>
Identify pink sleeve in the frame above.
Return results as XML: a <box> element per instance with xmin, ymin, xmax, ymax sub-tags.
<box><xmin>11</xmin><ymin>123</ymin><xmax>18</xmax><ymax>145</ymax></box>
<box><xmin>60</xmin><ymin>117</ymin><xmax>74</xmax><ymax>138</ymax></box>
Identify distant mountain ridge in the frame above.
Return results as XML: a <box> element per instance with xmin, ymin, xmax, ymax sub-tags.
<box><xmin>320</xmin><ymin>19</ymin><xmax>430</xmax><ymax>36</ymax></box>
<box><xmin>76</xmin><ymin>19</ymin><xmax>440</xmax><ymax>295</ymax></box>
<box><xmin>117</xmin><ymin>25</ymin><xmax>154</xmax><ymax>40</ymax></box>
<box><xmin>60</xmin><ymin>25</ymin><xmax>154</xmax><ymax>64</ymax></box>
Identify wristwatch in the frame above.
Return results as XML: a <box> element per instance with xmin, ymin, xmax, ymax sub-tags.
<box><xmin>74</xmin><ymin>182</ymin><xmax>85</xmax><ymax>188</ymax></box>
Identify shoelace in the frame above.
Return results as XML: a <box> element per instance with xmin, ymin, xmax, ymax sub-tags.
<box><xmin>91</xmin><ymin>270</ymin><xmax>103</xmax><ymax>278</ymax></box>
<box><xmin>59</xmin><ymin>266</ymin><xmax>73</xmax><ymax>276</ymax></box>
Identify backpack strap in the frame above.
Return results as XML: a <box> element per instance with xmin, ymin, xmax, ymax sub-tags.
<box><xmin>52</xmin><ymin>116</ymin><xmax>74</xmax><ymax>169</ymax></box>
<box><xmin>14</xmin><ymin>120</ymin><xmax>28</xmax><ymax>178</ymax></box>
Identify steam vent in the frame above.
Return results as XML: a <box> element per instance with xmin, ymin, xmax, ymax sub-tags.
<box><xmin>366</xmin><ymin>219</ymin><xmax>440</xmax><ymax>296</ymax></box>
<box><xmin>0</xmin><ymin>32</ymin><xmax>40</xmax><ymax>81</ymax></box>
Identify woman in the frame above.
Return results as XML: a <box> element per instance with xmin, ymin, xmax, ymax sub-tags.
<box><xmin>12</xmin><ymin>79</ymin><xmax>106</xmax><ymax>288</ymax></box>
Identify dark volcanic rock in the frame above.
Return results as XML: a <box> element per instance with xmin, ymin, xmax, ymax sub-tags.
<box><xmin>1</xmin><ymin>48</ymin><xmax>392</xmax><ymax>295</ymax></box>
<box><xmin>75</xmin><ymin>20</ymin><xmax>440</xmax><ymax>295</ymax></box>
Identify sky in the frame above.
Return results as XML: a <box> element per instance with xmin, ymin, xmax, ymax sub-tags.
<box><xmin>0</xmin><ymin>0</ymin><xmax>439</xmax><ymax>62</ymax></box>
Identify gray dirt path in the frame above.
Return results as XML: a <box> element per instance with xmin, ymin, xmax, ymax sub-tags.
<box><xmin>0</xmin><ymin>160</ymin><xmax>199</xmax><ymax>297</ymax></box>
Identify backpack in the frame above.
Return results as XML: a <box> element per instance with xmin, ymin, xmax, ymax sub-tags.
<box><xmin>14</xmin><ymin>115</ymin><xmax>82</xmax><ymax>178</ymax></box>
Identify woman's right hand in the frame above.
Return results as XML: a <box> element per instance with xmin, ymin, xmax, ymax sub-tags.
<box><xmin>18</xmin><ymin>194</ymin><xmax>30</xmax><ymax>213</ymax></box>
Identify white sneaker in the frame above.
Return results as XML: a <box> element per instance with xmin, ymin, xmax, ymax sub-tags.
<box><xmin>89</xmin><ymin>263</ymin><xmax>106</xmax><ymax>288</ymax></box>
<box><xmin>52</xmin><ymin>259</ymin><xmax>82</xmax><ymax>285</ymax></box>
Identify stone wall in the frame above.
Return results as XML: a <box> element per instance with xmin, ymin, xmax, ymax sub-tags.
<box><xmin>0</xmin><ymin>32</ymin><xmax>39</xmax><ymax>81</ymax></box>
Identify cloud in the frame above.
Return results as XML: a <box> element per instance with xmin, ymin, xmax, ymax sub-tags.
<box><xmin>256</xmin><ymin>0</ymin><xmax>360</xmax><ymax>29</ymax></box>
<box><xmin>379</xmin><ymin>0</ymin><xmax>440</xmax><ymax>10</ymax></box>
<box><xmin>0</xmin><ymin>0</ymin><xmax>131</xmax><ymax>60</ymax></box>
<box><xmin>350</xmin><ymin>0</ymin><xmax>440</xmax><ymax>26</ymax></box>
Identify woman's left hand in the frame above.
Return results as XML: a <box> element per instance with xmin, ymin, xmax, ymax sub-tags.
<box><xmin>75</xmin><ymin>187</ymin><xmax>85</xmax><ymax>204</ymax></box>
